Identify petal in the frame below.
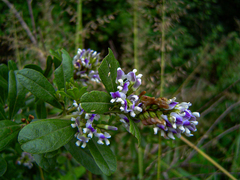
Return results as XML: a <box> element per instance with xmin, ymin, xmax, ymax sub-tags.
<box><xmin>127</xmin><ymin>71</ymin><xmax>136</xmax><ymax>82</ymax></box>
<box><xmin>122</xmin><ymin>82</ymin><xmax>130</xmax><ymax>94</ymax></box>
<box><xmin>117</xmin><ymin>68</ymin><xmax>125</xmax><ymax>80</ymax></box>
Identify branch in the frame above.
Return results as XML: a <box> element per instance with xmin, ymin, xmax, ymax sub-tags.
<box><xmin>2</xmin><ymin>0</ymin><xmax>37</xmax><ymax>45</ymax></box>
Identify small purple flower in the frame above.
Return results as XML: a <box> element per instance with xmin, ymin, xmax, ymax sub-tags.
<box><xmin>83</xmin><ymin>122</ymin><xmax>96</xmax><ymax>138</ymax></box>
<box><xmin>117</xmin><ymin>68</ymin><xmax>125</xmax><ymax>80</ymax></box>
<box><xmin>17</xmin><ymin>152</ymin><xmax>34</xmax><ymax>169</ymax></box>
<box><xmin>96</xmin><ymin>132</ymin><xmax>111</xmax><ymax>145</ymax></box>
<box><xmin>76</xmin><ymin>135</ymin><xmax>90</xmax><ymax>148</ymax></box>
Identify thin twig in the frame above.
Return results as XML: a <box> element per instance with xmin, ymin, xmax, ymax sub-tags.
<box><xmin>27</xmin><ymin>0</ymin><xmax>36</xmax><ymax>39</ymax></box>
<box><xmin>202</xmin><ymin>124</ymin><xmax>240</xmax><ymax>149</ymax></box>
<box><xmin>180</xmin><ymin>136</ymin><xmax>237</xmax><ymax>180</ymax></box>
<box><xmin>183</xmin><ymin>100</ymin><xmax>240</xmax><ymax>163</ymax></box>
<box><xmin>198</xmin><ymin>79</ymin><xmax>240</xmax><ymax>112</ymax></box>
<box><xmin>2</xmin><ymin>0</ymin><xmax>37</xmax><ymax>45</ymax></box>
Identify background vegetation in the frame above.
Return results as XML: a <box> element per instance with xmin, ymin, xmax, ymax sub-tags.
<box><xmin>0</xmin><ymin>0</ymin><xmax>240</xmax><ymax>179</ymax></box>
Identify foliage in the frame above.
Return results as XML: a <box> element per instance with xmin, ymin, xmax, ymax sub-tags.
<box><xmin>0</xmin><ymin>0</ymin><xmax>240</xmax><ymax>179</ymax></box>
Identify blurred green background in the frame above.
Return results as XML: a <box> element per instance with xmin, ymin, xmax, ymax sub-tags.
<box><xmin>0</xmin><ymin>0</ymin><xmax>240</xmax><ymax>179</ymax></box>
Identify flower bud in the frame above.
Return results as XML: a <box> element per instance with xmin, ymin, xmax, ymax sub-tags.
<box><xmin>149</xmin><ymin>111</ymin><xmax>156</xmax><ymax>118</ymax></box>
<box><xmin>155</xmin><ymin>111</ymin><xmax>163</xmax><ymax>119</ymax></box>
<box><xmin>28</xmin><ymin>115</ymin><xmax>34</xmax><ymax>120</ymax></box>
<box><xmin>21</xmin><ymin>118</ymin><xmax>26</xmax><ymax>123</ymax></box>
<box><xmin>139</xmin><ymin>114</ymin><xmax>145</xmax><ymax>121</ymax></box>
<box><xmin>151</xmin><ymin>104</ymin><xmax>159</xmax><ymax>110</ymax></box>
<box><xmin>143</xmin><ymin>112</ymin><xmax>150</xmax><ymax>119</ymax></box>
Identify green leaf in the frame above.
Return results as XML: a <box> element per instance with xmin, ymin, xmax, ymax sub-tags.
<box><xmin>16</xmin><ymin>68</ymin><xmax>62</xmax><ymax>109</ymax></box>
<box><xmin>80</xmin><ymin>91</ymin><xmax>114</xmax><ymax>114</ymax></box>
<box><xmin>98</xmin><ymin>48</ymin><xmax>119</xmax><ymax>93</ymax></box>
<box><xmin>49</xmin><ymin>49</ymin><xmax>62</xmax><ymax>69</ymax></box>
<box><xmin>18</xmin><ymin>119</ymin><xmax>75</xmax><ymax>154</ymax></box>
<box><xmin>0</xmin><ymin>75</ymin><xmax>8</xmax><ymax>90</ymax></box>
<box><xmin>67</xmin><ymin>86</ymin><xmax>87</xmax><ymax>100</ymax></box>
<box><xmin>24</xmin><ymin>64</ymin><xmax>43</xmax><ymax>74</ymax></box>
<box><xmin>8</xmin><ymin>71</ymin><xmax>27</xmax><ymax>120</ymax></box>
<box><xmin>33</xmin><ymin>154</ymin><xmax>56</xmax><ymax>171</ymax></box>
<box><xmin>0</xmin><ymin>155</ymin><xmax>7</xmax><ymax>176</ymax></box>
<box><xmin>8</xmin><ymin>60</ymin><xmax>18</xmax><ymax>71</ymax></box>
<box><xmin>43</xmin><ymin>56</ymin><xmax>53</xmax><ymax>78</ymax></box>
<box><xmin>0</xmin><ymin>64</ymin><xmax>8</xmax><ymax>81</ymax></box>
<box><xmin>49</xmin><ymin>49</ymin><xmax>62</xmax><ymax>61</ymax></box>
<box><xmin>0</xmin><ymin>64</ymin><xmax>8</xmax><ymax>105</ymax></box>
<box><xmin>0</xmin><ymin>120</ymin><xmax>21</xmax><ymax>151</ymax></box>
<box><xmin>129</xmin><ymin>119</ymin><xmax>141</xmax><ymax>146</ymax></box>
<box><xmin>65</xmin><ymin>138</ymin><xmax>102</xmax><ymax>175</ymax></box>
<box><xmin>35</xmin><ymin>99</ymin><xmax>47</xmax><ymax>119</ymax></box>
<box><xmin>0</xmin><ymin>104</ymin><xmax>7</xmax><ymax>120</ymax></box>
<box><xmin>54</xmin><ymin>49</ymin><xmax>73</xmax><ymax>91</ymax></box>
<box><xmin>88</xmin><ymin>137</ymin><xmax>117</xmax><ymax>176</ymax></box>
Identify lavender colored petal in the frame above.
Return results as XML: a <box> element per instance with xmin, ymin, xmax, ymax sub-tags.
<box><xmin>117</xmin><ymin>68</ymin><xmax>125</xmax><ymax>80</ymax></box>
<box><xmin>122</xmin><ymin>82</ymin><xmax>129</xmax><ymax>94</ymax></box>
<box><xmin>127</xmin><ymin>71</ymin><xmax>136</xmax><ymax>82</ymax></box>
<box><xmin>168</xmin><ymin>101</ymin><xmax>178</xmax><ymax>109</ymax></box>
<box><xmin>133</xmin><ymin>78</ymin><xmax>141</xmax><ymax>89</ymax></box>
<box><xmin>183</xmin><ymin>120</ymin><xmax>191</xmax><ymax>126</ymax></box>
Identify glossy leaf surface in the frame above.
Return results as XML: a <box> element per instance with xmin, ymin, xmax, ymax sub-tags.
<box><xmin>16</xmin><ymin>68</ymin><xmax>62</xmax><ymax>109</ymax></box>
<box><xmin>80</xmin><ymin>91</ymin><xmax>113</xmax><ymax>114</ymax></box>
<box><xmin>18</xmin><ymin>119</ymin><xmax>75</xmax><ymax>154</ymax></box>
<box><xmin>98</xmin><ymin>48</ymin><xmax>119</xmax><ymax>93</ymax></box>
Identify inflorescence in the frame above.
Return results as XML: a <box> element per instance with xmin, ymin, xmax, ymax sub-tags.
<box><xmin>17</xmin><ymin>152</ymin><xmax>34</xmax><ymax>169</ymax></box>
<box><xmin>138</xmin><ymin>95</ymin><xmax>200</xmax><ymax>139</ymax></box>
<box><xmin>110</xmin><ymin>68</ymin><xmax>143</xmax><ymax>129</ymax></box>
<box><xmin>71</xmin><ymin>52</ymin><xmax>200</xmax><ymax>147</ymax></box>
<box><xmin>73</xmin><ymin>48</ymin><xmax>101</xmax><ymax>85</ymax></box>
<box><xmin>70</xmin><ymin>100</ymin><xmax>118</xmax><ymax>148</ymax></box>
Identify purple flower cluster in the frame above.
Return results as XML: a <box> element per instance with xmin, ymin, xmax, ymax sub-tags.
<box><xmin>17</xmin><ymin>152</ymin><xmax>34</xmax><ymax>169</ymax></box>
<box><xmin>73</xmin><ymin>48</ymin><xmax>101</xmax><ymax>85</ymax></box>
<box><xmin>153</xmin><ymin>97</ymin><xmax>200</xmax><ymax>139</ymax></box>
<box><xmin>110</xmin><ymin>68</ymin><xmax>143</xmax><ymax>126</ymax></box>
<box><xmin>71</xmin><ymin>100</ymin><xmax>117</xmax><ymax>148</ymax></box>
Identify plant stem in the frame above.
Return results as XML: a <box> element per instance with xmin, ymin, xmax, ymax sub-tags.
<box><xmin>133</xmin><ymin>0</ymin><xmax>139</xmax><ymax>71</ymax></box>
<box><xmin>157</xmin><ymin>0</ymin><xmax>165</xmax><ymax>179</ymax></box>
<box><xmin>133</xmin><ymin>0</ymin><xmax>143</xmax><ymax>178</ymax></box>
<box><xmin>180</xmin><ymin>136</ymin><xmax>237</xmax><ymax>180</ymax></box>
<box><xmin>39</xmin><ymin>166</ymin><xmax>45</xmax><ymax>180</ymax></box>
<box><xmin>13</xmin><ymin>15</ymin><xmax>21</xmax><ymax>68</ymax></box>
<box><xmin>76</xmin><ymin>0</ymin><xmax>83</xmax><ymax>51</ymax></box>
<box><xmin>88</xmin><ymin>170</ymin><xmax>92</xmax><ymax>180</ymax></box>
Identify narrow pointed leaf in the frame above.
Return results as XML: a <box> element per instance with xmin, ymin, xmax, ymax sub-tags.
<box><xmin>98</xmin><ymin>48</ymin><xmax>119</xmax><ymax>93</ymax></box>
<box><xmin>0</xmin><ymin>64</ymin><xmax>8</xmax><ymax>81</ymax></box>
<box><xmin>24</xmin><ymin>64</ymin><xmax>43</xmax><ymax>74</ymax></box>
<box><xmin>54</xmin><ymin>49</ymin><xmax>73</xmax><ymax>91</ymax></box>
<box><xmin>80</xmin><ymin>91</ymin><xmax>114</xmax><ymax>114</ymax></box>
<box><xmin>0</xmin><ymin>64</ymin><xmax>8</xmax><ymax>104</ymax></box>
<box><xmin>16</xmin><ymin>68</ymin><xmax>62</xmax><ymax>109</ymax></box>
<box><xmin>50</xmin><ymin>49</ymin><xmax>62</xmax><ymax>69</ymax></box>
<box><xmin>0</xmin><ymin>155</ymin><xmax>7</xmax><ymax>176</ymax></box>
<box><xmin>88</xmin><ymin>137</ymin><xmax>117</xmax><ymax>176</ymax></box>
<box><xmin>0</xmin><ymin>104</ymin><xmax>7</xmax><ymax>120</ymax></box>
<box><xmin>129</xmin><ymin>119</ymin><xmax>141</xmax><ymax>146</ymax></box>
<box><xmin>8</xmin><ymin>60</ymin><xmax>18</xmax><ymax>71</ymax></box>
<box><xmin>65</xmin><ymin>138</ymin><xmax>102</xmax><ymax>175</ymax></box>
<box><xmin>8</xmin><ymin>71</ymin><xmax>27</xmax><ymax>120</ymax></box>
<box><xmin>0</xmin><ymin>120</ymin><xmax>21</xmax><ymax>151</ymax></box>
<box><xmin>0</xmin><ymin>76</ymin><xmax>7</xmax><ymax>90</ymax></box>
<box><xmin>43</xmin><ymin>56</ymin><xmax>53</xmax><ymax>77</ymax></box>
<box><xmin>18</xmin><ymin>119</ymin><xmax>75</xmax><ymax>154</ymax></box>
<box><xmin>49</xmin><ymin>49</ymin><xmax>62</xmax><ymax>61</ymax></box>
